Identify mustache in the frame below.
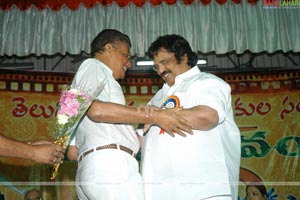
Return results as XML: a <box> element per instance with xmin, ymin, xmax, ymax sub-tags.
<box><xmin>159</xmin><ymin>70</ymin><xmax>171</xmax><ymax>77</ymax></box>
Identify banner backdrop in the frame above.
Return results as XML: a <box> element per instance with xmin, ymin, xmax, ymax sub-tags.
<box><xmin>0</xmin><ymin>69</ymin><xmax>299</xmax><ymax>200</ymax></box>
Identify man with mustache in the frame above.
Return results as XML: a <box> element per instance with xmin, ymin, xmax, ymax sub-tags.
<box><xmin>140</xmin><ymin>34</ymin><xmax>241</xmax><ymax>200</ymax></box>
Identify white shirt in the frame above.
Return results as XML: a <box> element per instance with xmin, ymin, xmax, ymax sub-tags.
<box><xmin>70</xmin><ymin>58</ymin><xmax>139</xmax><ymax>156</ymax></box>
<box><xmin>141</xmin><ymin>66</ymin><xmax>241</xmax><ymax>200</ymax></box>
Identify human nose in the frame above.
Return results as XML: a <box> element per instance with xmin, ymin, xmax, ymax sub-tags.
<box><xmin>126</xmin><ymin>60</ymin><xmax>132</xmax><ymax>68</ymax></box>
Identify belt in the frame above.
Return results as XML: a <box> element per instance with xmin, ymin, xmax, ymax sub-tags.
<box><xmin>78</xmin><ymin>144</ymin><xmax>136</xmax><ymax>162</ymax></box>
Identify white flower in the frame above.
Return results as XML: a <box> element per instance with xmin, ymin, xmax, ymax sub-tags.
<box><xmin>69</xmin><ymin>88</ymin><xmax>79</xmax><ymax>94</ymax></box>
<box><xmin>57</xmin><ymin>114</ymin><xmax>69</xmax><ymax>125</ymax></box>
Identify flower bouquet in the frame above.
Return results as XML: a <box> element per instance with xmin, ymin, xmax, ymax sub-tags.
<box><xmin>50</xmin><ymin>84</ymin><xmax>104</xmax><ymax>179</ymax></box>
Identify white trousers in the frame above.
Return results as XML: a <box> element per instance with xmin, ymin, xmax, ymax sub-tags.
<box><xmin>76</xmin><ymin>149</ymin><xmax>144</xmax><ymax>200</ymax></box>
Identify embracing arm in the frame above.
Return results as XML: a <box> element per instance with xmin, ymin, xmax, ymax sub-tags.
<box><xmin>87</xmin><ymin>100</ymin><xmax>193</xmax><ymax>136</ymax></box>
<box><xmin>176</xmin><ymin>105</ymin><xmax>219</xmax><ymax>131</ymax></box>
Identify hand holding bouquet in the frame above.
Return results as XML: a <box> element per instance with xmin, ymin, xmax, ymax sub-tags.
<box><xmin>50</xmin><ymin>84</ymin><xmax>104</xmax><ymax>179</ymax></box>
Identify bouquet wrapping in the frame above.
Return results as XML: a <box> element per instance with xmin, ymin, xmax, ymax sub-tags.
<box><xmin>50</xmin><ymin>84</ymin><xmax>104</xmax><ymax>179</ymax></box>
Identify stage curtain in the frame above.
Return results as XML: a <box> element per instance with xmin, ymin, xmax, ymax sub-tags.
<box><xmin>0</xmin><ymin>0</ymin><xmax>299</xmax><ymax>57</ymax></box>
<box><xmin>0</xmin><ymin>0</ymin><xmax>257</xmax><ymax>10</ymax></box>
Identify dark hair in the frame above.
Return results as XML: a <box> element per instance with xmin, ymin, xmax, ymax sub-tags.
<box><xmin>147</xmin><ymin>34</ymin><xmax>198</xmax><ymax>67</ymax></box>
<box><xmin>24</xmin><ymin>189</ymin><xmax>42</xmax><ymax>200</ymax></box>
<box><xmin>90</xmin><ymin>29</ymin><xmax>131</xmax><ymax>57</ymax></box>
<box><xmin>246</xmin><ymin>182</ymin><xmax>267</xmax><ymax>196</ymax></box>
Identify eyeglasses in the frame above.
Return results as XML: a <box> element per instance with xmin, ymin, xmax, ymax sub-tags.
<box><xmin>152</xmin><ymin>56</ymin><xmax>174</xmax><ymax>72</ymax></box>
<box><xmin>116</xmin><ymin>49</ymin><xmax>131</xmax><ymax>60</ymax></box>
<box><xmin>112</xmin><ymin>45</ymin><xmax>131</xmax><ymax>60</ymax></box>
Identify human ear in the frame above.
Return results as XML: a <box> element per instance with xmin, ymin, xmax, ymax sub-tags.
<box><xmin>104</xmin><ymin>43</ymin><xmax>114</xmax><ymax>53</ymax></box>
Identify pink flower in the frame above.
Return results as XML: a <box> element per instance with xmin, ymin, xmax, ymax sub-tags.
<box><xmin>57</xmin><ymin>90</ymin><xmax>82</xmax><ymax>119</ymax></box>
